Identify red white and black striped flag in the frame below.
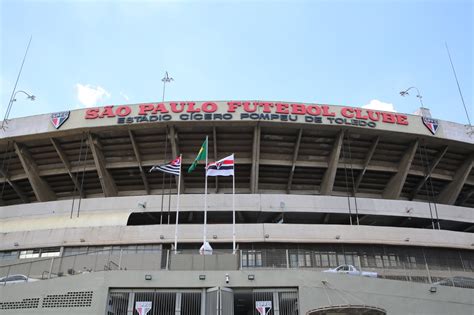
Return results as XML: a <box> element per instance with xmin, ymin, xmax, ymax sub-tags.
<box><xmin>206</xmin><ymin>154</ymin><xmax>234</xmax><ymax>177</ymax></box>
<box><xmin>149</xmin><ymin>156</ymin><xmax>181</xmax><ymax>176</ymax></box>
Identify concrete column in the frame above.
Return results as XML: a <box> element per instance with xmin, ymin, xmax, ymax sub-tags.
<box><xmin>437</xmin><ymin>153</ymin><xmax>473</xmax><ymax>205</ymax></box>
<box><xmin>383</xmin><ymin>140</ymin><xmax>418</xmax><ymax>199</ymax></box>
<box><xmin>14</xmin><ymin>142</ymin><xmax>55</xmax><ymax>202</ymax></box>
<box><xmin>320</xmin><ymin>130</ymin><xmax>344</xmax><ymax>195</ymax></box>
<box><xmin>251</xmin><ymin>125</ymin><xmax>261</xmax><ymax>193</ymax></box>
<box><xmin>88</xmin><ymin>133</ymin><xmax>117</xmax><ymax>197</ymax></box>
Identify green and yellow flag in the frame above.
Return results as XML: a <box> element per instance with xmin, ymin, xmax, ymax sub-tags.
<box><xmin>188</xmin><ymin>138</ymin><xmax>207</xmax><ymax>173</ymax></box>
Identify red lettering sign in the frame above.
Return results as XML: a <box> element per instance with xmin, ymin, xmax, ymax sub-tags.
<box><xmin>82</xmin><ymin>101</ymin><xmax>410</xmax><ymax>127</ymax></box>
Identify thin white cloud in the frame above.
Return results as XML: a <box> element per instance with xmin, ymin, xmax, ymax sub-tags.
<box><xmin>362</xmin><ymin>99</ymin><xmax>397</xmax><ymax>112</ymax></box>
<box><xmin>75</xmin><ymin>83</ymin><xmax>111</xmax><ymax>107</ymax></box>
<box><xmin>120</xmin><ymin>91</ymin><xmax>130</xmax><ymax>101</ymax></box>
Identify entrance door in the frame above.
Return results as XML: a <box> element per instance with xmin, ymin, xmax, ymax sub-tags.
<box><xmin>206</xmin><ymin>287</ymin><xmax>234</xmax><ymax>315</ymax></box>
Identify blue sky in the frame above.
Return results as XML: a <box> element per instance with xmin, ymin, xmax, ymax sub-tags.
<box><xmin>1</xmin><ymin>0</ymin><xmax>472</xmax><ymax>124</ymax></box>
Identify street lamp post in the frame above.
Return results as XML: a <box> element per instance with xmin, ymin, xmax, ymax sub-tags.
<box><xmin>1</xmin><ymin>90</ymin><xmax>36</xmax><ymax>130</ymax></box>
<box><xmin>400</xmin><ymin>86</ymin><xmax>425</xmax><ymax>109</ymax></box>
<box><xmin>161</xmin><ymin>71</ymin><xmax>174</xmax><ymax>102</ymax></box>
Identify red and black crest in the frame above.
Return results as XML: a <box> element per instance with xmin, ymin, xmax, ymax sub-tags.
<box><xmin>422</xmin><ymin>117</ymin><xmax>439</xmax><ymax>135</ymax></box>
<box><xmin>50</xmin><ymin>111</ymin><xmax>70</xmax><ymax>129</ymax></box>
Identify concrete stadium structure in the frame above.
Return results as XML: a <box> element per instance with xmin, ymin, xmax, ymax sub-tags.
<box><xmin>0</xmin><ymin>100</ymin><xmax>473</xmax><ymax>314</ymax></box>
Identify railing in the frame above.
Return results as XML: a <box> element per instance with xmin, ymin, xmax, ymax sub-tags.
<box><xmin>0</xmin><ymin>248</ymin><xmax>165</xmax><ymax>283</ymax></box>
<box><xmin>1</xmin><ymin>248</ymin><xmax>473</xmax><ymax>289</ymax></box>
<box><xmin>239</xmin><ymin>249</ymin><xmax>474</xmax><ymax>289</ymax></box>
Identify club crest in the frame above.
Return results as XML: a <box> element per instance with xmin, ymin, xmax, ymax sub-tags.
<box><xmin>50</xmin><ymin>111</ymin><xmax>70</xmax><ymax>129</ymax></box>
<box><xmin>422</xmin><ymin>117</ymin><xmax>439</xmax><ymax>135</ymax></box>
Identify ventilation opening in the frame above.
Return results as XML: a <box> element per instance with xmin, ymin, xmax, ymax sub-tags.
<box><xmin>126</xmin><ymin>211</ymin><xmax>473</xmax><ymax>233</ymax></box>
<box><xmin>42</xmin><ymin>291</ymin><xmax>93</xmax><ymax>308</ymax></box>
<box><xmin>0</xmin><ymin>298</ymin><xmax>40</xmax><ymax>310</ymax></box>
<box><xmin>127</xmin><ymin>212</ymin><xmax>168</xmax><ymax>225</ymax></box>
<box><xmin>308</xmin><ymin>305</ymin><xmax>386</xmax><ymax>315</ymax></box>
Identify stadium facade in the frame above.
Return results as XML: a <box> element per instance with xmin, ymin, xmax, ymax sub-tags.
<box><xmin>0</xmin><ymin>100</ymin><xmax>473</xmax><ymax>315</ymax></box>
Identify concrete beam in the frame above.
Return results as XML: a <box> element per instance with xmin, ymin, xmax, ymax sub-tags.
<box><xmin>354</xmin><ymin>136</ymin><xmax>379</xmax><ymax>192</ymax></box>
<box><xmin>0</xmin><ymin>150</ymin><xmax>465</xmax><ymax>186</ymax></box>
<box><xmin>456</xmin><ymin>188</ymin><xmax>474</xmax><ymax>207</ymax></box>
<box><xmin>383</xmin><ymin>140</ymin><xmax>419</xmax><ymax>199</ymax></box>
<box><xmin>0</xmin><ymin>168</ymin><xmax>29</xmax><ymax>203</ymax></box>
<box><xmin>128</xmin><ymin>130</ymin><xmax>150</xmax><ymax>194</ymax></box>
<box><xmin>410</xmin><ymin>145</ymin><xmax>448</xmax><ymax>200</ymax></box>
<box><xmin>13</xmin><ymin>142</ymin><xmax>56</xmax><ymax>202</ymax></box>
<box><xmin>88</xmin><ymin>133</ymin><xmax>117</xmax><ymax>197</ymax></box>
<box><xmin>50</xmin><ymin>138</ymin><xmax>85</xmax><ymax>198</ymax></box>
<box><xmin>250</xmin><ymin>125</ymin><xmax>261</xmax><ymax>193</ymax></box>
<box><xmin>236</xmin><ymin>211</ymin><xmax>245</xmax><ymax>223</ymax></box>
<box><xmin>287</xmin><ymin>128</ymin><xmax>303</xmax><ymax>193</ymax></box>
<box><xmin>320</xmin><ymin>130</ymin><xmax>344</xmax><ymax>195</ymax></box>
<box><xmin>358</xmin><ymin>215</ymin><xmax>370</xmax><ymax>224</ymax></box>
<box><xmin>437</xmin><ymin>153</ymin><xmax>474</xmax><ymax>205</ymax></box>
<box><xmin>463</xmin><ymin>225</ymin><xmax>474</xmax><ymax>232</ymax></box>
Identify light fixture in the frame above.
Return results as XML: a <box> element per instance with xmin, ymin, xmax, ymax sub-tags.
<box><xmin>429</xmin><ymin>286</ymin><xmax>437</xmax><ymax>293</ymax></box>
<box><xmin>199</xmin><ymin>275</ymin><xmax>206</xmax><ymax>280</ymax></box>
<box><xmin>248</xmin><ymin>274</ymin><xmax>255</xmax><ymax>280</ymax></box>
<box><xmin>160</xmin><ymin>235</ymin><xmax>164</xmax><ymax>240</ymax></box>
<box><xmin>13</xmin><ymin>242</ymin><xmax>19</xmax><ymax>247</ymax></box>
<box><xmin>1</xmin><ymin>90</ymin><xmax>36</xmax><ymax>130</ymax></box>
<box><xmin>399</xmin><ymin>86</ymin><xmax>424</xmax><ymax>108</ymax></box>
<box><xmin>335</xmin><ymin>235</ymin><xmax>341</xmax><ymax>240</ymax></box>
<box><xmin>264</xmin><ymin>234</ymin><xmax>269</xmax><ymax>239</ymax></box>
<box><xmin>404</xmin><ymin>238</ymin><xmax>410</xmax><ymax>242</ymax></box>
<box><xmin>145</xmin><ymin>274</ymin><xmax>152</xmax><ymax>280</ymax></box>
<box><xmin>213</xmin><ymin>235</ymin><xmax>218</xmax><ymax>239</ymax></box>
<box><xmin>80</xmin><ymin>238</ymin><xmax>85</xmax><ymax>242</ymax></box>
<box><xmin>138</xmin><ymin>202</ymin><xmax>147</xmax><ymax>209</ymax></box>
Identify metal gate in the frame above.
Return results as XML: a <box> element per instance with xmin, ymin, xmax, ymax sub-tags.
<box><xmin>107</xmin><ymin>288</ymin><xmax>297</xmax><ymax>315</ymax></box>
<box><xmin>107</xmin><ymin>289</ymin><xmax>202</xmax><ymax>315</ymax></box>
<box><xmin>206</xmin><ymin>287</ymin><xmax>234</xmax><ymax>315</ymax></box>
<box><xmin>253</xmin><ymin>288</ymin><xmax>298</xmax><ymax>315</ymax></box>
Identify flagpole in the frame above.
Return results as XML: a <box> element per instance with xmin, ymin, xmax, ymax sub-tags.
<box><xmin>232</xmin><ymin>154</ymin><xmax>236</xmax><ymax>254</ymax></box>
<box><xmin>174</xmin><ymin>154</ymin><xmax>182</xmax><ymax>253</ymax></box>
<box><xmin>203</xmin><ymin>136</ymin><xmax>209</xmax><ymax>245</ymax></box>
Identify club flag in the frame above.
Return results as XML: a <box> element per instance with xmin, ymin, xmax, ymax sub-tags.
<box><xmin>188</xmin><ymin>139</ymin><xmax>207</xmax><ymax>173</ymax></box>
<box><xmin>149</xmin><ymin>156</ymin><xmax>181</xmax><ymax>176</ymax></box>
<box><xmin>207</xmin><ymin>154</ymin><xmax>234</xmax><ymax>177</ymax></box>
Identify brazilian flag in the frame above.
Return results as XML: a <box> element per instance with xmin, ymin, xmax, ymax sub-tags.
<box><xmin>188</xmin><ymin>138</ymin><xmax>207</xmax><ymax>173</ymax></box>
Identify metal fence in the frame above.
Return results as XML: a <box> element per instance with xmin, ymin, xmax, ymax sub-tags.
<box><xmin>240</xmin><ymin>248</ymin><xmax>474</xmax><ymax>289</ymax></box>
<box><xmin>1</xmin><ymin>247</ymin><xmax>473</xmax><ymax>289</ymax></box>
<box><xmin>0</xmin><ymin>248</ymin><xmax>165</xmax><ymax>283</ymax></box>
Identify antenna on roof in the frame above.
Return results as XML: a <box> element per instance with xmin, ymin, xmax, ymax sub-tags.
<box><xmin>445</xmin><ymin>42</ymin><xmax>472</xmax><ymax>136</ymax></box>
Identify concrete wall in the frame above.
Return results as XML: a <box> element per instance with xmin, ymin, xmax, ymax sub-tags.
<box><xmin>1</xmin><ymin>195</ymin><xmax>472</xmax><ymax>236</ymax></box>
<box><xmin>2</xmin><ymin>223</ymin><xmax>473</xmax><ymax>252</ymax></box>
<box><xmin>0</xmin><ymin>224</ymin><xmax>474</xmax><ymax>250</ymax></box>
<box><xmin>1</xmin><ymin>269</ymin><xmax>473</xmax><ymax>314</ymax></box>
<box><xmin>2</xmin><ymin>195</ymin><xmax>473</xmax><ymax>224</ymax></box>
<box><xmin>1</xmin><ymin>196</ymin><xmax>473</xmax><ymax>251</ymax></box>
<box><xmin>2</xmin><ymin>102</ymin><xmax>473</xmax><ymax>145</ymax></box>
